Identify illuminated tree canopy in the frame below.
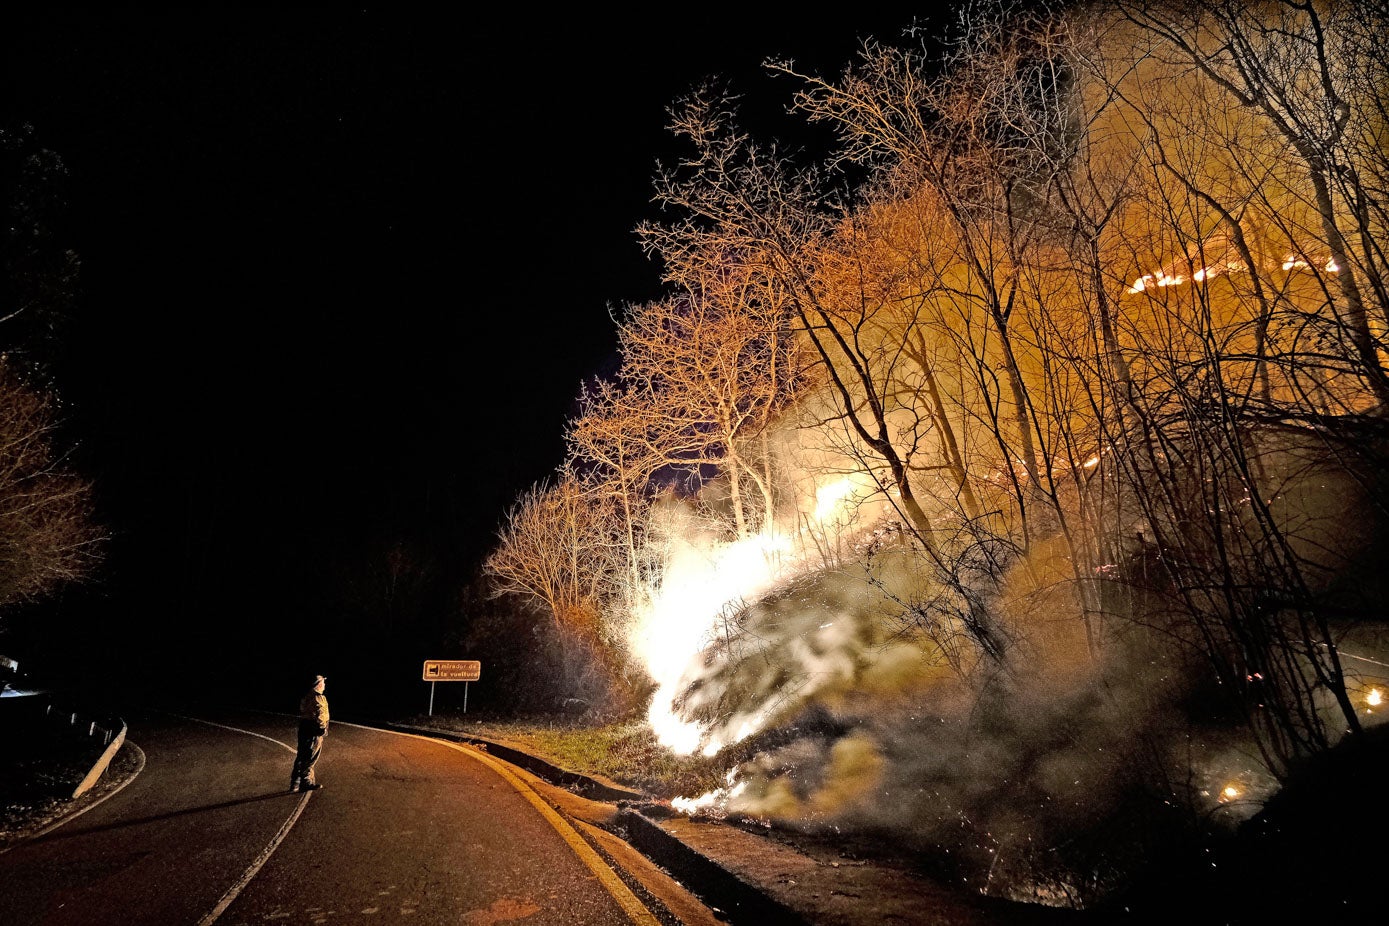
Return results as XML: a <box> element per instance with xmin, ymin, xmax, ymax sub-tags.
<box><xmin>486</xmin><ymin>1</ymin><xmax>1389</xmax><ymax>905</ymax></box>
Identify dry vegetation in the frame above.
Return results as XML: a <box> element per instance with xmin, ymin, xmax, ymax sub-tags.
<box><xmin>475</xmin><ymin>0</ymin><xmax>1389</xmax><ymax>911</ymax></box>
<box><xmin>402</xmin><ymin>713</ymin><xmax>739</xmax><ymax>798</ymax></box>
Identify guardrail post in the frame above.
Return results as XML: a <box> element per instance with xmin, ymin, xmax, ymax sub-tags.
<box><xmin>74</xmin><ymin>718</ymin><xmax>127</xmax><ymax>799</ymax></box>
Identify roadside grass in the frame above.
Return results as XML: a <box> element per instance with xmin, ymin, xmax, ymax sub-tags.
<box><xmin>399</xmin><ymin>712</ymin><xmax>734</xmax><ymax>798</ymax></box>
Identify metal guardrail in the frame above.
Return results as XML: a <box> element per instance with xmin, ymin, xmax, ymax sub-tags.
<box><xmin>44</xmin><ymin>700</ymin><xmax>122</xmax><ymax>747</ymax></box>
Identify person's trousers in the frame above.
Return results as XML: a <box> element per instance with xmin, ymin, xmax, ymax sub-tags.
<box><xmin>291</xmin><ymin>727</ymin><xmax>323</xmax><ymax>787</ymax></box>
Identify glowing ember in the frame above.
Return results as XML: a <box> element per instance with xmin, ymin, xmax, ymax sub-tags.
<box><xmin>1368</xmin><ymin>688</ymin><xmax>1383</xmax><ymax>708</ymax></box>
<box><xmin>1221</xmin><ymin>784</ymin><xmax>1241</xmax><ymax>801</ymax></box>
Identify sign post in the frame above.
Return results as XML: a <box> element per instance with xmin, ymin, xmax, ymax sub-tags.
<box><xmin>421</xmin><ymin>660</ymin><xmax>481</xmax><ymax>716</ymax></box>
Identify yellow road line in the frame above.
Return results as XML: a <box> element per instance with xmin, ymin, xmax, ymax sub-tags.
<box><xmin>340</xmin><ymin>721</ymin><xmax>660</xmax><ymax>926</ymax></box>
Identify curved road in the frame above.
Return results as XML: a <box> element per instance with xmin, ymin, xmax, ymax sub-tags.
<box><xmin>0</xmin><ymin>708</ymin><xmax>661</xmax><ymax>926</ymax></box>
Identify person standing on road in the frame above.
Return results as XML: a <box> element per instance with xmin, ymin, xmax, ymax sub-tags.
<box><xmin>290</xmin><ymin>674</ymin><xmax>330</xmax><ymax>792</ymax></box>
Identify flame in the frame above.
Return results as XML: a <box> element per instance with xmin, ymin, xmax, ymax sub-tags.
<box><xmin>632</xmin><ymin>473</ymin><xmax>874</xmax><ymax>756</ymax></box>
<box><xmin>1126</xmin><ymin>248</ymin><xmax>1327</xmax><ymax>295</ymax></box>
<box><xmin>1281</xmin><ymin>253</ymin><xmax>1338</xmax><ymax>273</ymax></box>
<box><xmin>814</xmin><ymin>477</ymin><xmax>857</xmax><ymax>522</ymax></box>
<box><xmin>671</xmin><ymin>768</ymin><xmax>747</xmax><ymax>816</ymax></box>
<box><xmin>635</xmin><ymin>529</ymin><xmax>792</xmax><ymax>754</ymax></box>
<box><xmin>1367</xmin><ymin>687</ymin><xmax>1382</xmax><ymax>708</ymax></box>
<box><xmin>1220</xmin><ymin>784</ymin><xmax>1241</xmax><ymax>801</ymax></box>
<box><xmin>1127</xmin><ymin>271</ymin><xmax>1186</xmax><ymax>293</ymax></box>
<box><xmin>669</xmin><ymin>793</ymin><xmax>717</xmax><ymax>815</ymax></box>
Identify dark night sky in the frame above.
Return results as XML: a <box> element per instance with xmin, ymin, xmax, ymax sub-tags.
<box><xmin>0</xmin><ymin>8</ymin><xmax>942</xmax><ymax>706</ymax></box>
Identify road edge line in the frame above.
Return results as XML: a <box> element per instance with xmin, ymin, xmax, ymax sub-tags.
<box><xmin>196</xmin><ymin>789</ymin><xmax>313</xmax><ymax>926</ymax></box>
<box><xmin>163</xmin><ymin>712</ymin><xmax>296</xmax><ymax>754</ymax></box>
<box><xmin>169</xmin><ymin>712</ymin><xmax>309</xmax><ymax>925</ymax></box>
<box><xmin>337</xmin><ymin>720</ymin><xmax>661</xmax><ymax>926</ymax></box>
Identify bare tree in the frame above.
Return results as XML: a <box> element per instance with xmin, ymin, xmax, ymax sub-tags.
<box><xmin>564</xmin><ymin>377</ymin><xmax>668</xmax><ymax>613</ymax></box>
<box><xmin>641</xmin><ymin>89</ymin><xmax>953</xmax><ymax>554</ymax></box>
<box><xmin>483</xmin><ymin>468</ymin><xmax>615</xmax><ymax>645</ymax></box>
<box><xmin>1113</xmin><ymin>0</ymin><xmax>1389</xmax><ymax>404</ymax></box>
<box><xmin>0</xmin><ymin>126</ymin><xmax>102</xmax><ymax>617</ymax></box>
<box><xmin>775</xmin><ymin>6</ymin><xmax>1074</xmax><ymax>539</ymax></box>
<box><xmin>1052</xmin><ymin>0</ymin><xmax>1389</xmax><ymax>772</ymax></box>
<box><xmin>0</xmin><ymin>359</ymin><xmax>102</xmax><ymax>611</ymax></box>
<box><xmin>478</xmin><ymin>0</ymin><xmax>1388</xmax><ymax>794</ymax></box>
<box><xmin>615</xmin><ymin>256</ymin><xmax>805</xmax><ymax>539</ymax></box>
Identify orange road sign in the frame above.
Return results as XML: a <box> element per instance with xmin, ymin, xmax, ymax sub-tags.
<box><xmin>422</xmin><ymin>659</ymin><xmax>480</xmax><ymax>682</ymax></box>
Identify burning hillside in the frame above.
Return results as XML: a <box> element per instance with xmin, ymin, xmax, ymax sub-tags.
<box><xmin>485</xmin><ymin>0</ymin><xmax>1389</xmax><ymax>913</ymax></box>
<box><xmin>625</xmin><ymin>479</ymin><xmax>1388</xmax><ymax>907</ymax></box>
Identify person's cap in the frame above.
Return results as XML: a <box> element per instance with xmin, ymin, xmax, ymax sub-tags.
<box><xmin>313</xmin><ymin>674</ymin><xmax>326</xmax><ymax>686</ymax></box>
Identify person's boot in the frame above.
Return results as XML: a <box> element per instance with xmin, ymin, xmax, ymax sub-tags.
<box><xmin>299</xmin><ymin>781</ymin><xmax>322</xmax><ymax>791</ymax></box>
<box><xmin>289</xmin><ymin>778</ymin><xmax>300</xmax><ymax>793</ymax></box>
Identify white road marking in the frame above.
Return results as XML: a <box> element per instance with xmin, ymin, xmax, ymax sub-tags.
<box><xmin>165</xmin><ymin>712</ymin><xmax>313</xmax><ymax>925</ymax></box>
<box><xmin>196</xmin><ymin>789</ymin><xmax>312</xmax><ymax>926</ymax></box>
<box><xmin>166</xmin><ymin>712</ymin><xmax>296</xmax><ymax>753</ymax></box>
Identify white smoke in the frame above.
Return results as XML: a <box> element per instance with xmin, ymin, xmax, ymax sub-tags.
<box><xmin>650</xmin><ymin>530</ymin><xmax>1389</xmax><ymax>907</ymax></box>
<box><xmin>631</xmin><ymin>440</ymin><xmax>1389</xmax><ymax>909</ymax></box>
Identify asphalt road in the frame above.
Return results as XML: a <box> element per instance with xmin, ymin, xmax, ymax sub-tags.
<box><xmin>0</xmin><ymin>708</ymin><xmax>663</xmax><ymax>926</ymax></box>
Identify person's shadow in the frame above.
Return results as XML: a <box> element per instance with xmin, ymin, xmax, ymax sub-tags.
<box><xmin>31</xmin><ymin>791</ymin><xmax>304</xmax><ymax>843</ymax></box>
